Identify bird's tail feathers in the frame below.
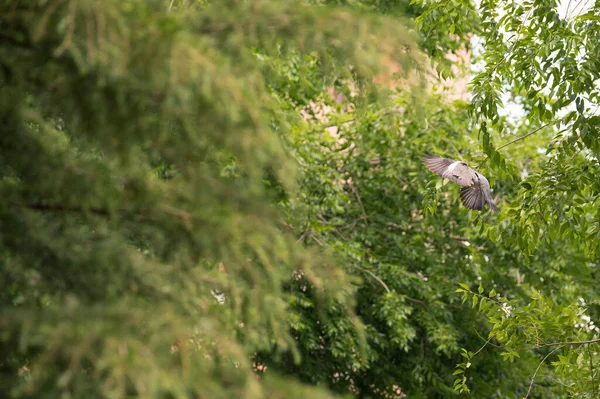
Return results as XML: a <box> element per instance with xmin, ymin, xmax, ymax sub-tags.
<box><xmin>460</xmin><ymin>186</ymin><xmax>485</xmax><ymax>210</ymax></box>
<box><xmin>487</xmin><ymin>200</ymin><xmax>500</xmax><ymax>212</ymax></box>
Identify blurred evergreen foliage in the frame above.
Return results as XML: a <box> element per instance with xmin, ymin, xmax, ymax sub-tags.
<box><xmin>0</xmin><ymin>0</ymin><xmax>419</xmax><ymax>397</ymax></box>
<box><xmin>2</xmin><ymin>0</ymin><xmax>600</xmax><ymax>398</ymax></box>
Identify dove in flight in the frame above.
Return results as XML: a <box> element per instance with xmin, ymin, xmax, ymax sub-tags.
<box><xmin>421</xmin><ymin>154</ymin><xmax>499</xmax><ymax>212</ymax></box>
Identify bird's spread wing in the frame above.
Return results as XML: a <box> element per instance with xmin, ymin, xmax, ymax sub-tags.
<box><xmin>460</xmin><ymin>186</ymin><xmax>485</xmax><ymax>210</ymax></box>
<box><xmin>421</xmin><ymin>154</ymin><xmax>478</xmax><ymax>187</ymax></box>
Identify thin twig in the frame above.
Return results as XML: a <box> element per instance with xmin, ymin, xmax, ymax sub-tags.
<box><xmin>310</xmin><ymin>233</ymin><xmax>325</xmax><ymax>246</ymax></box>
<box><xmin>317</xmin><ymin>215</ymin><xmax>349</xmax><ymax>241</ymax></box>
<box><xmin>159</xmin><ymin>204</ymin><xmax>194</xmax><ymax>224</ymax></box>
<box><xmin>320</xmin><ymin>110</ymin><xmax>401</xmax><ymax>130</ymax></box>
<box><xmin>474</xmin><ymin>330</ymin><xmax>505</xmax><ymax>349</ymax></box>
<box><xmin>490</xmin><ymin>6</ymin><xmax>534</xmax><ymax>76</ymax></box>
<box><xmin>565</xmin><ymin>0</ymin><xmax>573</xmax><ymax>19</ymax></box>
<box><xmin>524</xmin><ymin>338</ymin><xmax>600</xmax><ymax>351</ymax></box>
<box><xmin>476</xmin><ymin>335</ymin><xmax>600</xmax><ymax>352</ymax></box>
<box><xmin>350</xmin><ymin>264</ymin><xmax>390</xmax><ymax>293</ymax></box>
<box><xmin>404</xmin><ymin>296</ymin><xmax>429</xmax><ymax>309</ymax></box>
<box><xmin>477</xmin><ymin>121</ymin><xmax>555</xmax><ymax>167</ymax></box>
<box><xmin>349</xmin><ymin>182</ymin><xmax>368</xmax><ymax>225</ymax></box>
<box><xmin>449</xmin><ymin>235</ymin><xmax>470</xmax><ymax>242</ymax></box>
<box><xmin>568</xmin><ymin>148</ymin><xmax>583</xmax><ymax>162</ymax></box>
<box><xmin>569</xmin><ymin>0</ymin><xmax>592</xmax><ymax>19</ymax></box>
<box><xmin>386</xmin><ymin>222</ymin><xmax>406</xmax><ymax>230</ymax></box>
<box><xmin>473</xmin><ymin>333</ymin><xmax>497</xmax><ymax>357</ymax></box>
<box><xmin>525</xmin><ymin>346</ymin><xmax>564</xmax><ymax>399</ymax></box>
<box><xmin>296</xmin><ymin>230</ymin><xmax>308</xmax><ymax>243</ymax></box>
<box><xmin>496</xmin><ymin>122</ymin><xmax>554</xmax><ymax>151</ymax></box>
<box><xmin>168</xmin><ymin>0</ymin><xmax>175</xmax><ymax>11</ymax></box>
<box><xmin>14</xmin><ymin>203</ymin><xmax>110</xmax><ymax>217</ymax></box>
<box><xmin>54</xmin><ymin>0</ymin><xmax>76</xmax><ymax>57</ymax></box>
<box><xmin>440</xmin><ymin>135</ymin><xmax>464</xmax><ymax>161</ymax></box>
<box><xmin>280</xmin><ymin>221</ymin><xmax>295</xmax><ymax>233</ymax></box>
<box><xmin>588</xmin><ymin>344</ymin><xmax>597</xmax><ymax>398</ymax></box>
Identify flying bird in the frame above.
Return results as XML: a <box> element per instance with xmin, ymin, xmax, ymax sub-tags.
<box><xmin>421</xmin><ymin>154</ymin><xmax>499</xmax><ymax>212</ymax></box>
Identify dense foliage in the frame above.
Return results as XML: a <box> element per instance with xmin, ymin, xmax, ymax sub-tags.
<box><xmin>1</xmin><ymin>0</ymin><xmax>599</xmax><ymax>398</ymax></box>
<box><xmin>417</xmin><ymin>0</ymin><xmax>600</xmax><ymax>396</ymax></box>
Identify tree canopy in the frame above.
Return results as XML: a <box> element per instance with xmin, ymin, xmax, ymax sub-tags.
<box><xmin>1</xmin><ymin>0</ymin><xmax>600</xmax><ymax>398</ymax></box>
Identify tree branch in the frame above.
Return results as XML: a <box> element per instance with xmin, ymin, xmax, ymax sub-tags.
<box><xmin>14</xmin><ymin>203</ymin><xmax>111</xmax><ymax>217</ymax></box>
<box><xmin>348</xmin><ymin>182</ymin><xmax>368</xmax><ymax>225</ymax></box>
<box><xmin>525</xmin><ymin>346</ymin><xmax>564</xmax><ymax>399</ymax></box>
<box><xmin>489</xmin><ymin>6</ymin><xmax>534</xmax><ymax>76</ymax></box>
<box><xmin>473</xmin><ymin>333</ymin><xmax>497</xmax><ymax>357</ymax></box>
<box><xmin>589</xmin><ymin>344</ymin><xmax>597</xmax><ymax>398</ymax></box>
<box><xmin>477</xmin><ymin>121</ymin><xmax>556</xmax><ymax>168</ymax></box>
<box><xmin>474</xmin><ymin>330</ymin><xmax>505</xmax><ymax>349</ymax></box>
<box><xmin>350</xmin><ymin>264</ymin><xmax>390</xmax><ymax>293</ymax></box>
<box><xmin>404</xmin><ymin>296</ymin><xmax>429</xmax><ymax>309</ymax></box>
<box><xmin>523</xmin><ymin>338</ymin><xmax>600</xmax><ymax>351</ymax></box>
<box><xmin>496</xmin><ymin>121</ymin><xmax>554</xmax><ymax>152</ymax></box>
<box><xmin>473</xmin><ymin>326</ymin><xmax>600</xmax><ymax>352</ymax></box>
<box><xmin>13</xmin><ymin>202</ymin><xmax>199</xmax><ymax>225</ymax></box>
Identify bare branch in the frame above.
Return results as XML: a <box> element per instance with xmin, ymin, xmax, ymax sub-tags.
<box><xmin>350</xmin><ymin>264</ymin><xmax>390</xmax><ymax>293</ymax></box>
<box><xmin>525</xmin><ymin>346</ymin><xmax>564</xmax><ymax>399</ymax></box>
<box><xmin>589</xmin><ymin>344</ymin><xmax>597</xmax><ymax>398</ymax></box>
<box><xmin>524</xmin><ymin>338</ymin><xmax>600</xmax><ymax>351</ymax></box>
<box><xmin>496</xmin><ymin>121</ymin><xmax>554</xmax><ymax>152</ymax></box>
<box><xmin>310</xmin><ymin>233</ymin><xmax>325</xmax><ymax>246</ymax></box>
<box><xmin>490</xmin><ymin>6</ymin><xmax>534</xmax><ymax>76</ymax></box>
<box><xmin>477</xmin><ymin>121</ymin><xmax>555</xmax><ymax>168</ymax></box>
<box><xmin>474</xmin><ymin>330</ymin><xmax>505</xmax><ymax>349</ymax></box>
<box><xmin>472</xmin><ymin>327</ymin><xmax>600</xmax><ymax>352</ymax></box>
<box><xmin>473</xmin><ymin>334</ymin><xmax>496</xmax><ymax>357</ymax></box>
<box><xmin>404</xmin><ymin>296</ymin><xmax>429</xmax><ymax>309</ymax></box>
<box><xmin>348</xmin><ymin>182</ymin><xmax>368</xmax><ymax>225</ymax></box>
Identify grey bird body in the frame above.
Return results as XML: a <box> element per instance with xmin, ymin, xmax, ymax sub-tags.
<box><xmin>421</xmin><ymin>154</ymin><xmax>499</xmax><ymax>212</ymax></box>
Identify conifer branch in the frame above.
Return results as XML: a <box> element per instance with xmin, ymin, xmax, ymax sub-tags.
<box><xmin>0</xmin><ymin>33</ymin><xmax>33</xmax><ymax>50</ymax></box>
<box><xmin>15</xmin><ymin>203</ymin><xmax>111</xmax><ymax>217</ymax></box>
<box><xmin>13</xmin><ymin>202</ymin><xmax>199</xmax><ymax>225</ymax></box>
